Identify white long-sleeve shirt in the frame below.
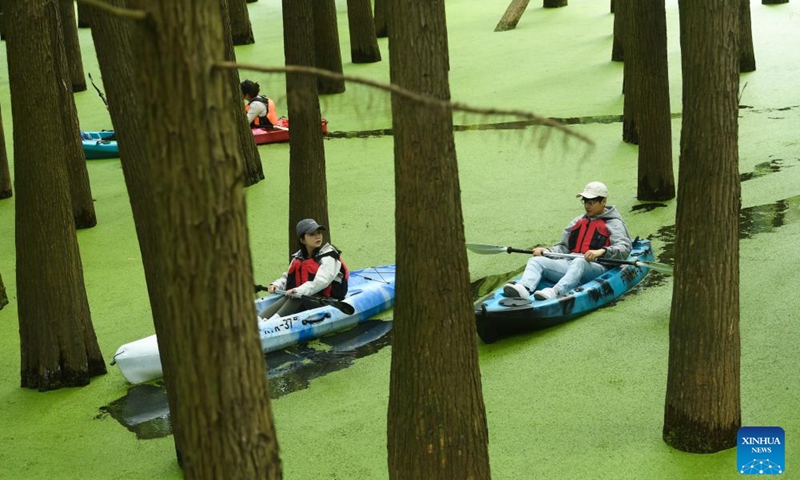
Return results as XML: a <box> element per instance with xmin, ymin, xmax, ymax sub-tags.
<box><xmin>270</xmin><ymin>243</ymin><xmax>343</xmax><ymax>297</ymax></box>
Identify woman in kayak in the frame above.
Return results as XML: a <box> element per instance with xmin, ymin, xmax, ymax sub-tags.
<box><xmin>259</xmin><ymin>218</ymin><xmax>349</xmax><ymax>320</ymax></box>
<box><xmin>503</xmin><ymin>181</ymin><xmax>632</xmax><ymax>301</ymax></box>
<box><xmin>241</xmin><ymin>79</ymin><xmax>278</xmax><ymax>128</ymax></box>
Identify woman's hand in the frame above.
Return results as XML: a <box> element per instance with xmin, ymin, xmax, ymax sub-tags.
<box><xmin>585</xmin><ymin>249</ymin><xmax>606</xmax><ymax>262</ymax></box>
<box><xmin>533</xmin><ymin>247</ymin><xmax>550</xmax><ymax>256</ymax></box>
<box><xmin>267</xmin><ymin>284</ymin><xmax>278</xmax><ymax>293</ymax></box>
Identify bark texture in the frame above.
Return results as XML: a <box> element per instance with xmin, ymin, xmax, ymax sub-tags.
<box><xmin>373</xmin><ymin>0</ymin><xmax>388</xmax><ymax>37</ymax></box>
<box><xmin>387</xmin><ymin>0</ymin><xmax>491</xmax><ymax>478</ymax></box>
<box><xmin>630</xmin><ymin>0</ymin><xmax>675</xmax><ymax>200</ymax></box>
<box><xmin>284</xmin><ymin>0</ymin><xmax>331</xmax><ymax>254</ymax></box>
<box><xmin>59</xmin><ymin>0</ymin><xmax>86</xmax><ymax>92</ymax></box>
<box><xmin>312</xmin><ymin>0</ymin><xmax>346</xmax><ymax>94</ymax></box>
<box><xmin>128</xmin><ymin>0</ymin><xmax>282</xmax><ymax>476</ymax></box>
<box><xmin>346</xmin><ymin>0</ymin><xmax>381</xmax><ymax>63</ymax></box>
<box><xmin>0</xmin><ymin>104</ymin><xmax>11</xmax><ymax>200</ymax></box>
<box><xmin>228</xmin><ymin>0</ymin><xmax>255</xmax><ymax>45</ymax></box>
<box><xmin>7</xmin><ymin>0</ymin><xmax>106</xmax><ymax>391</ymax></box>
<box><xmin>495</xmin><ymin>0</ymin><xmax>531</xmax><ymax>32</ymax></box>
<box><xmin>739</xmin><ymin>0</ymin><xmax>756</xmax><ymax>72</ymax></box>
<box><xmin>664</xmin><ymin>0</ymin><xmax>741</xmax><ymax>453</ymax></box>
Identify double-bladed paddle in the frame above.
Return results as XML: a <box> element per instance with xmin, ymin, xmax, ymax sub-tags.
<box><xmin>465</xmin><ymin>243</ymin><xmax>673</xmax><ymax>275</ymax></box>
<box><xmin>254</xmin><ymin>284</ymin><xmax>355</xmax><ymax>314</ymax></box>
<box><xmin>88</xmin><ymin>73</ymin><xmax>108</xmax><ymax>107</ymax></box>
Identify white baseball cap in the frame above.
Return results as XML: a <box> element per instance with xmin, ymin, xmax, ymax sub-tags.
<box><xmin>576</xmin><ymin>181</ymin><xmax>608</xmax><ymax>199</ymax></box>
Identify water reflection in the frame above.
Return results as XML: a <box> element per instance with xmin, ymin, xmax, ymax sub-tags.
<box><xmin>100</xmin><ymin>320</ymin><xmax>393</xmax><ymax>440</ymax></box>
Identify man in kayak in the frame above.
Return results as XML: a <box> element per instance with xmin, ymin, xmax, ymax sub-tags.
<box><xmin>259</xmin><ymin>218</ymin><xmax>349</xmax><ymax>320</ymax></box>
<box><xmin>241</xmin><ymin>79</ymin><xmax>279</xmax><ymax>129</ymax></box>
<box><xmin>503</xmin><ymin>181</ymin><xmax>632</xmax><ymax>301</ymax></box>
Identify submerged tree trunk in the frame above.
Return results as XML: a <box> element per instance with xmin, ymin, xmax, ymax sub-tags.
<box><xmin>283</xmin><ymin>0</ymin><xmax>331</xmax><ymax>253</ymax></box>
<box><xmin>346</xmin><ymin>0</ymin><xmax>381</xmax><ymax>63</ymax></box>
<box><xmin>387</xmin><ymin>1</ymin><xmax>491</xmax><ymax>479</ymax></box>
<box><xmin>228</xmin><ymin>0</ymin><xmax>255</xmax><ymax>45</ymax></box>
<box><xmin>7</xmin><ymin>0</ymin><xmax>106</xmax><ymax>391</ymax></box>
<box><xmin>312</xmin><ymin>0</ymin><xmax>346</xmax><ymax>94</ymax></box>
<box><xmin>631</xmin><ymin>0</ymin><xmax>674</xmax><ymax>200</ymax></box>
<box><xmin>128</xmin><ymin>0</ymin><xmax>282</xmax><ymax>476</ymax></box>
<box><xmin>0</xmin><ymin>105</ymin><xmax>11</xmax><ymax>200</ymax></box>
<box><xmin>59</xmin><ymin>0</ymin><xmax>86</xmax><ymax>92</ymax></box>
<box><xmin>495</xmin><ymin>0</ymin><xmax>531</xmax><ymax>32</ymax></box>
<box><xmin>374</xmin><ymin>0</ymin><xmax>388</xmax><ymax>37</ymax></box>
<box><xmin>663</xmin><ymin>0</ymin><xmax>741</xmax><ymax>453</ymax></box>
<box><xmin>0</xmin><ymin>272</ymin><xmax>8</xmax><ymax>309</ymax></box>
<box><xmin>220</xmin><ymin>0</ymin><xmax>264</xmax><ymax>186</ymax></box>
<box><xmin>739</xmin><ymin>0</ymin><xmax>756</xmax><ymax>72</ymax></box>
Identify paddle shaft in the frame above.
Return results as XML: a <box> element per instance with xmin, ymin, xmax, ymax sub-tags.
<box><xmin>502</xmin><ymin>247</ymin><xmax>663</xmax><ymax>271</ymax></box>
<box><xmin>88</xmin><ymin>73</ymin><xmax>108</xmax><ymax>106</ymax></box>
<box><xmin>254</xmin><ymin>284</ymin><xmax>354</xmax><ymax>314</ymax></box>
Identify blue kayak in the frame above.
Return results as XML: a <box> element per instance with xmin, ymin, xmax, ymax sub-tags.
<box><xmin>112</xmin><ymin>264</ymin><xmax>397</xmax><ymax>384</ymax></box>
<box><xmin>81</xmin><ymin>131</ymin><xmax>118</xmax><ymax>159</ymax></box>
<box><xmin>475</xmin><ymin>239</ymin><xmax>653</xmax><ymax>343</ymax></box>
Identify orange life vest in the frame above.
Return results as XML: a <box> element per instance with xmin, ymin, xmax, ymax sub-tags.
<box><xmin>568</xmin><ymin>217</ymin><xmax>611</xmax><ymax>254</ymax></box>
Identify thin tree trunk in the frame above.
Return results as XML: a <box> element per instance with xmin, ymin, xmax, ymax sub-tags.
<box><xmin>313</xmin><ymin>0</ymin><xmax>346</xmax><ymax>94</ymax></box>
<box><xmin>495</xmin><ymin>0</ymin><xmax>531</xmax><ymax>32</ymax></box>
<box><xmin>543</xmin><ymin>0</ymin><xmax>567</xmax><ymax>7</ymax></box>
<box><xmin>373</xmin><ymin>0</ymin><xmax>388</xmax><ymax>38</ymax></box>
<box><xmin>663</xmin><ymin>0</ymin><xmax>741</xmax><ymax>453</ymax></box>
<box><xmin>387</xmin><ymin>0</ymin><xmax>491</xmax><ymax>478</ymax></box>
<box><xmin>346</xmin><ymin>0</ymin><xmax>381</xmax><ymax>63</ymax></box>
<box><xmin>228</xmin><ymin>0</ymin><xmax>255</xmax><ymax>45</ymax></box>
<box><xmin>220</xmin><ymin>0</ymin><xmax>264</xmax><ymax>186</ymax></box>
<box><xmin>620</xmin><ymin>0</ymin><xmax>637</xmax><ymax>144</ymax></box>
<box><xmin>762</xmin><ymin>0</ymin><xmax>788</xmax><ymax>4</ymax></box>
<box><xmin>128</xmin><ymin>0</ymin><xmax>281</xmax><ymax>476</ymax></box>
<box><xmin>0</xmin><ymin>104</ymin><xmax>11</xmax><ymax>200</ymax></box>
<box><xmin>631</xmin><ymin>0</ymin><xmax>674</xmax><ymax>200</ymax></box>
<box><xmin>77</xmin><ymin>1</ymin><xmax>89</xmax><ymax>27</ymax></box>
<box><xmin>0</xmin><ymin>272</ymin><xmax>8</xmax><ymax>309</ymax></box>
<box><xmin>59</xmin><ymin>0</ymin><xmax>86</xmax><ymax>92</ymax></box>
<box><xmin>611</xmin><ymin>0</ymin><xmax>615</xmax><ymax>13</ymax></box>
<box><xmin>284</xmin><ymin>0</ymin><xmax>331</xmax><ymax>253</ymax></box>
<box><xmin>611</xmin><ymin>0</ymin><xmax>623</xmax><ymax>61</ymax></box>
<box><xmin>739</xmin><ymin>0</ymin><xmax>756</xmax><ymax>72</ymax></box>
<box><xmin>7</xmin><ymin>0</ymin><xmax>105</xmax><ymax>391</ymax></box>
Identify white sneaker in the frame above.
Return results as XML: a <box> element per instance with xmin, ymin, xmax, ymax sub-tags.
<box><xmin>503</xmin><ymin>283</ymin><xmax>530</xmax><ymax>299</ymax></box>
<box><xmin>533</xmin><ymin>287</ymin><xmax>558</xmax><ymax>301</ymax></box>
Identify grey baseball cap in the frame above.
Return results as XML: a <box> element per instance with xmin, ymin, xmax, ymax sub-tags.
<box><xmin>295</xmin><ymin>218</ymin><xmax>327</xmax><ymax>238</ymax></box>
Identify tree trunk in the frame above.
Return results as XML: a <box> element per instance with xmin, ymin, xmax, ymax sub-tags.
<box><xmin>620</xmin><ymin>0</ymin><xmax>637</xmax><ymax>144</ymax></box>
<box><xmin>611</xmin><ymin>0</ymin><xmax>624</xmax><ymax>61</ymax></box>
<box><xmin>739</xmin><ymin>0</ymin><xmax>756</xmax><ymax>72</ymax></box>
<box><xmin>610</xmin><ymin>0</ymin><xmax>615</xmax><ymax>13</ymax></box>
<box><xmin>312</xmin><ymin>0</ymin><xmax>346</xmax><ymax>94</ymax></box>
<box><xmin>228</xmin><ymin>0</ymin><xmax>255</xmax><ymax>45</ymax></box>
<box><xmin>543</xmin><ymin>0</ymin><xmax>567</xmax><ymax>7</ymax></box>
<box><xmin>220</xmin><ymin>0</ymin><xmax>264</xmax><ymax>186</ymax></box>
<box><xmin>663</xmin><ymin>0</ymin><xmax>741</xmax><ymax>453</ymax></box>
<box><xmin>387</xmin><ymin>1</ymin><xmax>491</xmax><ymax>479</ymax></box>
<box><xmin>373</xmin><ymin>0</ymin><xmax>388</xmax><ymax>38</ymax></box>
<box><xmin>762</xmin><ymin>0</ymin><xmax>788</xmax><ymax>4</ymax></box>
<box><xmin>0</xmin><ymin>272</ymin><xmax>8</xmax><ymax>309</ymax></box>
<box><xmin>59</xmin><ymin>0</ymin><xmax>86</xmax><ymax>92</ymax></box>
<box><xmin>284</xmin><ymin>0</ymin><xmax>331</xmax><ymax>254</ymax></box>
<box><xmin>77</xmin><ymin>1</ymin><xmax>89</xmax><ymax>27</ymax></box>
<box><xmin>0</xmin><ymin>104</ymin><xmax>11</xmax><ymax>200</ymax></box>
<box><xmin>346</xmin><ymin>0</ymin><xmax>381</xmax><ymax>63</ymax></box>
<box><xmin>6</xmin><ymin>0</ymin><xmax>106</xmax><ymax>391</ymax></box>
<box><xmin>631</xmin><ymin>0</ymin><xmax>675</xmax><ymax>200</ymax></box>
<box><xmin>128</xmin><ymin>0</ymin><xmax>282</xmax><ymax>476</ymax></box>
<box><xmin>495</xmin><ymin>0</ymin><xmax>531</xmax><ymax>32</ymax></box>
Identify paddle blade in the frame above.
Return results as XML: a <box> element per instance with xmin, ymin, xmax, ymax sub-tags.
<box><xmin>465</xmin><ymin>243</ymin><xmax>509</xmax><ymax>255</ymax></box>
<box><xmin>323</xmin><ymin>299</ymin><xmax>355</xmax><ymax>315</ymax></box>
<box><xmin>640</xmin><ymin>261</ymin><xmax>673</xmax><ymax>275</ymax></box>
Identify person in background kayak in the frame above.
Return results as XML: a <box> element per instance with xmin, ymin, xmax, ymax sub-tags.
<box><xmin>241</xmin><ymin>79</ymin><xmax>278</xmax><ymax>129</ymax></box>
<box><xmin>503</xmin><ymin>181</ymin><xmax>632</xmax><ymax>301</ymax></box>
<box><xmin>259</xmin><ymin>218</ymin><xmax>349</xmax><ymax>320</ymax></box>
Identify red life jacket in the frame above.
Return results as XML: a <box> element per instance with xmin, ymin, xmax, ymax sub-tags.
<box><xmin>285</xmin><ymin>249</ymin><xmax>349</xmax><ymax>299</ymax></box>
<box><xmin>568</xmin><ymin>217</ymin><xmax>611</xmax><ymax>254</ymax></box>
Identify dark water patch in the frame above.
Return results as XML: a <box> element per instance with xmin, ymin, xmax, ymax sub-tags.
<box><xmin>99</xmin><ymin>320</ymin><xmax>393</xmax><ymax>440</ymax></box>
<box><xmin>740</xmin><ymin>158</ymin><xmax>797</xmax><ymax>182</ymax></box>
<box><xmin>631</xmin><ymin>203</ymin><xmax>668</xmax><ymax>213</ymax></box>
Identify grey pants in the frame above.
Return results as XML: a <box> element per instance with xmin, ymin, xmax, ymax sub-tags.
<box><xmin>259</xmin><ymin>297</ymin><xmax>304</xmax><ymax>319</ymax></box>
